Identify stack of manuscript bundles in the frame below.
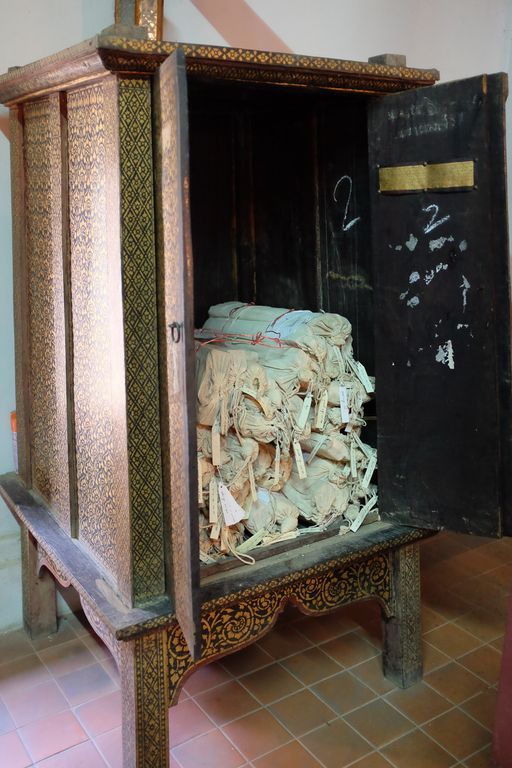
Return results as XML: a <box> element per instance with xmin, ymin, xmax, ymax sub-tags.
<box><xmin>196</xmin><ymin>303</ymin><xmax>378</xmax><ymax>563</ymax></box>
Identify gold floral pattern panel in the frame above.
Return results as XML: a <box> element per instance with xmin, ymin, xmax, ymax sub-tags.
<box><xmin>67</xmin><ymin>79</ymin><xmax>133</xmax><ymax>602</ymax></box>
<box><xmin>118</xmin><ymin>630</ymin><xmax>169</xmax><ymax>768</ymax></box>
<box><xmin>138</xmin><ymin>0</ymin><xmax>163</xmax><ymax>40</ymax></box>
<box><xmin>118</xmin><ymin>77</ymin><xmax>165</xmax><ymax>603</ymax></box>
<box><xmin>96</xmin><ymin>40</ymin><xmax>438</xmax><ymax>92</ymax></box>
<box><xmin>168</xmin><ymin>552</ymin><xmax>391</xmax><ymax>700</ymax></box>
<box><xmin>114</xmin><ymin>0</ymin><xmax>163</xmax><ymax>39</ymax></box>
<box><xmin>24</xmin><ymin>95</ymin><xmax>71</xmax><ymax>533</ymax></box>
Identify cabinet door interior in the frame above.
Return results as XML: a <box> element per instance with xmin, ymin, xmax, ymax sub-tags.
<box><xmin>368</xmin><ymin>73</ymin><xmax>511</xmax><ymax>536</ymax></box>
<box><xmin>154</xmin><ymin>49</ymin><xmax>200</xmax><ymax>659</ymax></box>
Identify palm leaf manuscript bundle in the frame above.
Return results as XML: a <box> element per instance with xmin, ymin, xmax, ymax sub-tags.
<box><xmin>196</xmin><ymin>303</ymin><xmax>378</xmax><ymax>563</ymax></box>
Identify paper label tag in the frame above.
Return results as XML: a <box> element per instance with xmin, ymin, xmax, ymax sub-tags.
<box><xmin>353</xmin><ymin>433</ymin><xmax>371</xmax><ymax>459</ymax></box>
<box><xmin>293</xmin><ymin>439</ymin><xmax>307</xmax><ymax>479</ymax></box>
<box><xmin>347</xmin><ymin>356</ymin><xmax>360</xmax><ymax>380</ymax></box>
<box><xmin>210</xmin><ymin>522</ymin><xmax>220</xmax><ymax>540</ymax></box>
<box><xmin>208</xmin><ymin>478</ymin><xmax>218</xmax><ymax>523</ymax></box>
<box><xmin>333</xmin><ymin>346</ymin><xmax>344</xmax><ymax>375</ymax></box>
<box><xmin>339</xmin><ymin>385</ymin><xmax>350</xmax><ymax>424</ymax></box>
<box><xmin>358</xmin><ymin>362</ymin><xmax>374</xmax><ymax>394</ymax></box>
<box><xmin>315</xmin><ymin>390</ymin><xmax>328</xmax><ymax>430</ymax></box>
<box><xmin>274</xmin><ymin>442</ymin><xmax>281</xmax><ymax>485</ymax></box>
<box><xmin>198</xmin><ymin>458</ymin><xmax>204</xmax><ymax>505</ymax></box>
<box><xmin>220</xmin><ymin>525</ymin><xmax>230</xmax><ymax>552</ymax></box>
<box><xmin>219</xmin><ymin>396</ymin><xmax>228</xmax><ymax>434</ymax></box>
<box><xmin>347</xmin><ymin>357</ymin><xmax>373</xmax><ymax>394</ymax></box>
<box><xmin>361</xmin><ymin>453</ymin><xmax>377</xmax><ymax>489</ymax></box>
<box><xmin>236</xmin><ymin>528</ymin><xmax>266</xmax><ymax>554</ymax></box>
<box><xmin>248</xmin><ymin>462</ymin><xmax>257</xmax><ymax>501</ymax></box>
<box><xmin>307</xmin><ymin>434</ymin><xmax>328</xmax><ymax>464</ymax></box>
<box><xmin>218</xmin><ymin>482</ymin><xmax>247</xmax><ymax>525</ymax></box>
<box><xmin>296</xmin><ymin>392</ymin><xmax>312</xmax><ymax>431</ymax></box>
<box><xmin>350</xmin><ymin>494</ymin><xmax>378</xmax><ymax>532</ymax></box>
<box><xmin>350</xmin><ymin>442</ymin><xmax>357</xmax><ymax>478</ymax></box>
<box><xmin>211</xmin><ymin>418</ymin><xmax>221</xmax><ymax>466</ymax></box>
<box><xmin>349</xmin><ymin>359</ymin><xmax>374</xmax><ymax>394</ymax></box>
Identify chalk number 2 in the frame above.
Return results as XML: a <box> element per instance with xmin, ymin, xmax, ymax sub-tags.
<box><xmin>333</xmin><ymin>175</ymin><xmax>361</xmax><ymax>232</ymax></box>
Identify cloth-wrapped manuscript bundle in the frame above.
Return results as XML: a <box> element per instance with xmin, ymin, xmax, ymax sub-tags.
<box><xmin>196</xmin><ymin>303</ymin><xmax>378</xmax><ymax>563</ymax></box>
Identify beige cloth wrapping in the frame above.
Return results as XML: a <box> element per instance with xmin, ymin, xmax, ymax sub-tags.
<box><xmin>307</xmin><ymin>313</ymin><xmax>352</xmax><ymax>347</ymax></box>
<box><xmin>234</xmin><ymin>402</ymin><xmax>280</xmax><ymax>444</ymax></box>
<box><xmin>208</xmin><ymin>302</ymin><xmax>279</xmax><ymax>323</ymax></box>
<box><xmin>199</xmin><ymin>510</ymin><xmax>245</xmax><ymax>559</ymax></box>
<box><xmin>196</xmin><ymin>346</ymin><xmax>258</xmax><ymax>429</ymax></box>
<box><xmin>327</xmin><ymin>379</ymin><xmax>371</xmax><ymax>408</ymax></box>
<box><xmin>197</xmin><ymin>427</ymin><xmax>258</xmax><ymax>505</ymax></box>
<box><xmin>300</xmin><ymin>432</ymin><xmax>350</xmax><ymax>463</ymax></box>
<box><xmin>324</xmin><ymin>340</ymin><xmax>353</xmax><ymax>379</ymax></box>
<box><xmin>204</xmin><ymin>303</ymin><xmax>351</xmax><ymax>361</ymax></box>
<box><xmin>249</xmin><ymin>346</ymin><xmax>319</xmax><ymax>395</ymax></box>
<box><xmin>253</xmin><ymin>443</ymin><xmax>292</xmax><ymax>491</ymax></box>
<box><xmin>283</xmin><ymin>456</ymin><xmax>351</xmax><ymax>523</ymax></box>
<box><xmin>197</xmin><ymin>303</ymin><xmax>378</xmax><ymax>555</ymax></box>
<box><xmin>243</xmin><ymin>488</ymin><xmax>299</xmax><ymax>535</ymax></box>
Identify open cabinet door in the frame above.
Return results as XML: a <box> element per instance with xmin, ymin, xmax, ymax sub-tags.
<box><xmin>368</xmin><ymin>74</ymin><xmax>511</xmax><ymax>536</ymax></box>
<box><xmin>154</xmin><ymin>49</ymin><xmax>200</xmax><ymax>658</ymax></box>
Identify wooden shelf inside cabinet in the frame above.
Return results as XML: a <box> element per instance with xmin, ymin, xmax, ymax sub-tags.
<box><xmin>0</xmin><ymin>35</ymin><xmax>510</xmax><ymax>768</ymax></box>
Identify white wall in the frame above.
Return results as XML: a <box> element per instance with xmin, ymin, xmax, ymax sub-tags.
<box><xmin>0</xmin><ymin>0</ymin><xmax>509</xmax><ymax>631</ymax></box>
<box><xmin>0</xmin><ymin>0</ymin><xmax>115</xmax><ymax>630</ymax></box>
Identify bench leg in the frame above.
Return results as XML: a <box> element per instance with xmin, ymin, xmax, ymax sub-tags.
<box><xmin>119</xmin><ymin>629</ymin><xmax>170</xmax><ymax>768</ymax></box>
<box><xmin>20</xmin><ymin>526</ymin><xmax>57</xmax><ymax>639</ymax></box>
<box><xmin>382</xmin><ymin>542</ymin><xmax>422</xmax><ymax>688</ymax></box>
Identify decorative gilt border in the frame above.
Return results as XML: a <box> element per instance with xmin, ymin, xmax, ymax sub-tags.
<box><xmin>99</xmin><ymin>41</ymin><xmax>438</xmax><ymax>94</ymax></box>
<box><xmin>113</xmin><ymin>525</ymin><xmax>427</xmax><ymax>640</ymax></box>
<box><xmin>0</xmin><ymin>36</ymin><xmax>439</xmax><ymax>105</ymax></box>
<box><xmin>167</xmin><ymin>551</ymin><xmax>392</xmax><ymax>703</ymax></box>
<box><xmin>118</xmin><ymin>76</ymin><xmax>166</xmax><ymax>604</ymax></box>
<box><xmin>391</xmin><ymin>543</ymin><xmax>422</xmax><ymax>675</ymax></box>
<box><xmin>99</xmin><ymin>39</ymin><xmax>439</xmax><ymax>84</ymax></box>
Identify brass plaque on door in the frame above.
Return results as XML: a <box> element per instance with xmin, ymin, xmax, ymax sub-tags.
<box><xmin>379</xmin><ymin>160</ymin><xmax>474</xmax><ymax>193</ymax></box>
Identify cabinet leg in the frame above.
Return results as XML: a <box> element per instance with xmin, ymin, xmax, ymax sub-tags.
<box><xmin>382</xmin><ymin>542</ymin><xmax>422</xmax><ymax>688</ymax></box>
<box><xmin>20</xmin><ymin>526</ymin><xmax>57</xmax><ymax>639</ymax></box>
<box><xmin>119</xmin><ymin>630</ymin><xmax>170</xmax><ymax>768</ymax></box>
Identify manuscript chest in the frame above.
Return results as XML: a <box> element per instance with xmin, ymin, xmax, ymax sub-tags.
<box><xmin>0</xmin><ymin>36</ymin><xmax>509</xmax><ymax>657</ymax></box>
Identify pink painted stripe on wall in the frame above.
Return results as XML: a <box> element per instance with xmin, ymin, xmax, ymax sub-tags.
<box><xmin>190</xmin><ymin>0</ymin><xmax>293</xmax><ymax>52</ymax></box>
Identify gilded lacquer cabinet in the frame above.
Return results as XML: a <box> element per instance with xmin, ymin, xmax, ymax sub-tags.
<box><xmin>0</xmin><ymin>28</ymin><xmax>510</xmax><ymax>768</ymax></box>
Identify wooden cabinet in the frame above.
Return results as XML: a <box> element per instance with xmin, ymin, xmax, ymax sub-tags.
<box><xmin>0</xmin><ymin>34</ymin><xmax>509</xmax><ymax>768</ymax></box>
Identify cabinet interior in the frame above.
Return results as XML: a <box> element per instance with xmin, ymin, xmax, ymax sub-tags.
<box><xmin>187</xmin><ymin>77</ymin><xmax>379</xmax><ymax>572</ymax></box>
<box><xmin>188</xmin><ymin>78</ymin><xmax>374</xmax><ymax>373</ymax></box>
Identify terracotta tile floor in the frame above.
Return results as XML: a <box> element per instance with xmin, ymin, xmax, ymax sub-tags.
<box><xmin>0</xmin><ymin>530</ymin><xmax>510</xmax><ymax>767</ymax></box>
